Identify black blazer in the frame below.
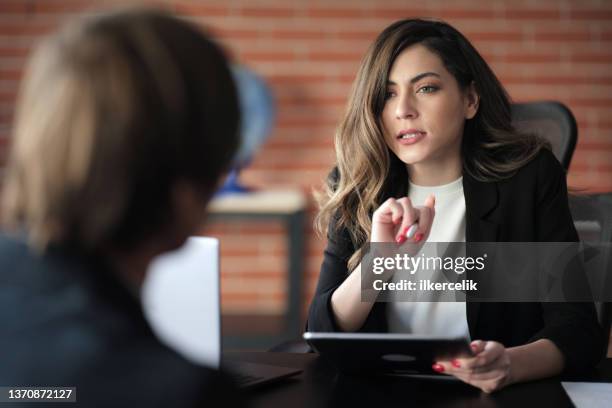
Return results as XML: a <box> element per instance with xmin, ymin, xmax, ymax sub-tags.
<box><xmin>307</xmin><ymin>149</ymin><xmax>606</xmax><ymax>375</ymax></box>
<box><xmin>0</xmin><ymin>235</ymin><xmax>244</xmax><ymax>408</ymax></box>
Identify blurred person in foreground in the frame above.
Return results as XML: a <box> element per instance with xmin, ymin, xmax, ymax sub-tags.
<box><xmin>0</xmin><ymin>8</ymin><xmax>244</xmax><ymax>407</ymax></box>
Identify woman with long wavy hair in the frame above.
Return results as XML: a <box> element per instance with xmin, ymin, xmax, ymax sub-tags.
<box><xmin>307</xmin><ymin>18</ymin><xmax>605</xmax><ymax>393</ymax></box>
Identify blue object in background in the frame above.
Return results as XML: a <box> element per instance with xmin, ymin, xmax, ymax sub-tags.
<box><xmin>217</xmin><ymin>65</ymin><xmax>275</xmax><ymax>194</ymax></box>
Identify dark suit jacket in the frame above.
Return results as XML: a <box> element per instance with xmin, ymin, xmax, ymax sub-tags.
<box><xmin>307</xmin><ymin>149</ymin><xmax>606</xmax><ymax>375</ymax></box>
<box><xmin>0</xmin><ymin>234</ymin><xmax>244</xmax><ymax>408</ymax></box>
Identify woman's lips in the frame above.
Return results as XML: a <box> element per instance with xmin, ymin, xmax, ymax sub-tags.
<box><xmin>396</xmin><ymin>131</ymin><xmax>426</xmax><ymax>145</ymax></box>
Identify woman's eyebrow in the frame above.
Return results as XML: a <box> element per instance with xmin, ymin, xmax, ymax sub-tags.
<box><xmin>387</xmin><ymin>71</ymin><xmax>441</xmax><ymax>86</ymax></box>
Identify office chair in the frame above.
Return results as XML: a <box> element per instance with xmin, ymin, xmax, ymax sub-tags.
<box><xmin>570</xmin><ymin>193</ymin><xmax>612</xmax><ymax>350</ymax></box>
<box><xmin>511</xmin><ymin>101</ymin><xmax>578</xmax><ymax>171</ymax></box>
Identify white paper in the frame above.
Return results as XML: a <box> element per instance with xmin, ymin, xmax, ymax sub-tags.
<box><xmin>562</xmin><ymin>382</ymin><xmax>612</xmax><ymax>408</ymax></box>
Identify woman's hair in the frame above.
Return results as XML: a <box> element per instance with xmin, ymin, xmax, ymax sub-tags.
<box><xmin>1</xmin><ymin>9</ymin><xmax>239</xmax><ymax>252</ymax></box>
<box><xmin>315</xmin><ymin>18</ymin><xmax>550</xmax><ymax>271</ymax></box>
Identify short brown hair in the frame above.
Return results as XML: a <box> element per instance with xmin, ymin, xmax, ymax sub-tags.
<box><xmin>1</xmin><ymin>8</ymin><xmax>239</xmax><ymax>252</ymax></box>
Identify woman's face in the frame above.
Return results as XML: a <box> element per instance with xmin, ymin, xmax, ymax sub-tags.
<box><xmin>381</xmin><ymin>44</ymin><xmax>478</xmax><ymax>170</ymax></box>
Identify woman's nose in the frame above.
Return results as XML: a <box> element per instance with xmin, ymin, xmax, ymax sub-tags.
<box><xmin>395</xmin><ymin>94</ymin><xmax>418</xmax><ymax>119</ymax></box>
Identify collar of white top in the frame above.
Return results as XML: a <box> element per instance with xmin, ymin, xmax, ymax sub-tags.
<box><xmin>408</xmin><ymin>176</ymin><xmax>463</xmax><ymax>196</ymax></box>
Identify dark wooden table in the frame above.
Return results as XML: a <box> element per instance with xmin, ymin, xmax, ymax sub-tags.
<box><xmin>224</xmin><ymin>352</ymin><xmax>612</xmax><ymax>408</ymax></box>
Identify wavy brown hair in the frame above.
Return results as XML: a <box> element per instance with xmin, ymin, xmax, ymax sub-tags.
<box><xmin>315</xmin><ymin>18</ymin><xmax>550</xmax><ymax>271</ymax></box>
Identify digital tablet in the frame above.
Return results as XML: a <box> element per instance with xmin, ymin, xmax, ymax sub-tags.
<box><xmin>303</xmin><ymin>332</ymin><xmax>474</xmax><ymax>375</ymax></box>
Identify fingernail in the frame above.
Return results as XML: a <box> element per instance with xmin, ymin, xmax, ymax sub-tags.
<box><xmin>451</xmin><ymin>359</ymin><xmax>461</xmax><ymax>368</ymax></box>
<box><xmin>414</xmin><ymin>233</ymin><xmax>424</xmax><ymax>242</ymax></box>
<box><xmin>405</xmin><ymin>224</ymin><xmax>418</xmax><ymax>239</ymax></box>
<box><xmin>396</xmin><ymin>235</ymin><xmax>406</xmax><ymax>244</ymax></box>
<box><xmin>432</xmin><ymin>363</ymin><xmax>444</xmax><ymax>373</ymax></box>
<box><xmin>470</xmin><ymin>344</ymin><xmax>479</xmax><ymax>351</ymax></box>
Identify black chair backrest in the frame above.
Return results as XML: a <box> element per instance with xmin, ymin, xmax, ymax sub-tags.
<box><xmin>570</xmin><ymin>193</ymin><xmax>612</xmax><ymax>345</ymax></box>
<box><xmin>511</xmin><ymin>101</ymin><xmax>578</xmax><ymax>171</ymax></box>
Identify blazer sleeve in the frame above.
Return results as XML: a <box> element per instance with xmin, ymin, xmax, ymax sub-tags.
<box><xmin>306</xmin><ymin>209</ymin><xmax>354</xmax><ymax>332</ymax></box>
<box><xmin>306</xmin><ymin>168</ymin><xmax>389</xmax><ymax>333</ymax></box>
<box><xmin>528</xmin><ymin>149</ymin><xmax>607</xmax><ymax>374</ymax></box>
<box><xmin>306</xmin><ymin>168</ymin><xmax>351</xmax><ymax>332</ymax></box>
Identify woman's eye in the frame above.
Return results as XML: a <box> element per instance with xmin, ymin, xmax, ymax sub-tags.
<box><xmin>417</xmin><ymin>85</ymin><xmax>438</xmax><ymax>94</ymax></box>
<box><xmin>385</xmin><ymin>90</ymin><xmax>396</xmax><ymax>99</ymax></box>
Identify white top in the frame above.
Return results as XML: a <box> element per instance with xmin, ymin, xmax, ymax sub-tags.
<box><xmin>386</xmin><ymin>176</ymin><xmax>470</xmax><ymax>339</ymax></box>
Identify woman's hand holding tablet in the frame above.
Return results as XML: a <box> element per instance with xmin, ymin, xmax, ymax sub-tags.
<box><xmin>434</xmin><ymin>340</ymin><xmax>512</xmax><ymax>393</ymax></box>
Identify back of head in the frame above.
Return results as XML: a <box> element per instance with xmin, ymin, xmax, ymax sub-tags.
<box><xmin>1</xmin><ymin>8</ymin><xmax>239</xmax><ymax>253</ymax></box>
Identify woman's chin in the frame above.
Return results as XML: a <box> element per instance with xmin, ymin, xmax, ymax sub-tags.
<box><xmin>396</xmin><ymin>152</ymin><xmax>429</xmax><ymax>167</ymax></box>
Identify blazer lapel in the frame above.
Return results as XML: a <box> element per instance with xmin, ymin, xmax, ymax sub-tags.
<box><xmin>463</xmin><ymin>173</ymin><xmax>500</xmax><ymax>242</ymax></box>
<box><xmin>463</xmin><ymin>171</ymin><xmax>500</xmax><ymax>336</ymax></box>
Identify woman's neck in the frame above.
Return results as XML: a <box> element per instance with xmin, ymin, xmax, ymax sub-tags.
<box><xmin>406</xmin><ymin>153</ymin><xmax>463</xmax><ymax>186</ymax></box>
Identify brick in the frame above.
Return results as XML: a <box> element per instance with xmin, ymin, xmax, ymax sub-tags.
<box><xmin>32</xmin><ymin>0</ymin><xmax>114</xmax><ymax>14</ymax></box>
<box><xmin>0</xmin><ymin>90</ymin><xmax>17</xmax><ymax>103</ymax></box>
<box><xmin>201</xmin><ymin>223</ymin><xmax>284</xmax><ymax>235</ymax></box>
<box><xmin>306</xmin><ymin>8</ymin><xmax>365</xmax><ymax>19</ymax></box>
<box><xmin>240</xmin><ymin>7</ymin><xmax>296</xmax><ymax>18</ymax></box>
<box><xmin>0</xmin><ymin>68</ymin><xmax>23</xmax><ymax>81</ymax></box>
<box><xmin>264</xmin><ymin>138</ymin><xmax>333</xmax><ymax>149</ymax></box>
<box><xmin>276</xmin><ymin>116</ymin><xmax>340</xmax><ymax>128</ymax></box>
<box><xmin>569</xmin><ymin>52</ymin><xmax>612</xmax><ymax>64</ymax></box>
<box><xmin>208</xmin><ymin>27</ymin><xmax>261</xmax><ymax>39</ymax></box>
<box><xmin>220</xmin><ymin>247</ymin><xmax>287</xmax><ymax>257</ymax></box>
<box><xmin>0</xmin><ymin>20</ymin><xmax>56</xmax><ymax>36</ymax></box>
<box><xmin>502</xmin><ymin>75</ymin><xmax>612</xmax><ymax>86</ymax></box>
<box><xmin>505</xmin><ymin>9</ymin><xmax>561</xmax><ymax>20</ymax></box>
<box><xmin>173</xmin><ymin>2</ymin><xmax>230</xmax><ymax>17</ymax></box>
<box><xmin>436</xmin><ymin>9</ymin><xmax>501</xmax><ymax>20</ymax></box>
<box><xmin>499</xmin><ymin>52</ymin><xmax>562</xmax><ymax>63</ymax></box>
<box><xmin>335</xmin><ymin>30</ymin><xmax>380</xmax><ymax>41</ymax></box>
<box><xmin>307</xmin><ymin>50</ymin><xmax>363</xmax><ymax>61</ymax></box>
<box><xmin>268</xmin><ymin>73</ymin><xmax>329</xmax><ymax>84</ymax></box>
<box><xmin>0</xmin><ymin>46</ymin><xmax>30</xmax><ymax>58</ymax></box>
<box><xmin>268</xmin><ymin>29</ymin><xmax>330</xmax><ymax>40</ymax></box>
<box><xmin>533</xmin><ymin>30</ymin><xmax>593</xmax><ymax>42</ymax></box>
<box><xmin>465</xmin><ymin>31</ymin><xmax>524</xmax><ymax>42</ymax></box>
<box><xmin>0</xmin><ymin>1</ymin><xmax>30</xmax><ymax>14</ymax></box>
<box><xmin>276</xmin><ymin>94</ymin><xmax>347</xmax><ymax>107</ymax></box>
<box><xmin>367</xmin><ymin>8</ymin><xmax>432</xmax><ymax>19</ymax></box>
<box><xmin>569</xmin><ymin>10</ymin><xmax>612</xmax><ymax>20</ymax></box>
<box><xmin>220</xmin><ymin>292</ymin><xmax>285</xmax><ymax>302</ymax></box>
<box><xmin>240</xmin><ymin>50</ymin><xmax>297</xmax><ymax>62</ymax></box>
<box><xmin>566</xmin><ymin>98</ymin><xmax>612</xmax><ymax>108</ymax></box>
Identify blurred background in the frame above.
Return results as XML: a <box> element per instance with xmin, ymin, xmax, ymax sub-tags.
<box><xmin>1</xmin><ymin>0</ymin><xmax>611</xmax><ymax>350</ymax></box>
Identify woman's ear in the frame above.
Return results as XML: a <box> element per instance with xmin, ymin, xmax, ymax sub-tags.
<box><xmin>465</xmin><ymin>81</ymin><xmax>480</xmax><ymax>120</ymax></box>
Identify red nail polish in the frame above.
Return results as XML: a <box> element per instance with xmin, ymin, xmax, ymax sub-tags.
<box><xmin>432</xmin><ymin>364</ymin><xmax>444</xmax><ymax>373</ymax></box>
<box><xmin>452</xmin><ymin>359</ymin><xmax>461</xmax><ymax>368</ymax></box>
<box><xmin>414</xmin><ymin>233</ymin><xmax>424</xmax><ymax>242</ymax></box>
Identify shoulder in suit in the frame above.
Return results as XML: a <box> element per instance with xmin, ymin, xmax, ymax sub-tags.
<box><xmin>0</xmin><ymin>234</ymin><xmax>244</xmax><ymax>408</ymax></box>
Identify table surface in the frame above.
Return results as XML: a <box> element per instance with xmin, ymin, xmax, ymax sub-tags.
<box><xmin>209</xmin><ymin>190</ymin><xmax>306</xmax><ymax>214</ymax></box>
<box><xmin>224</xmin><ymin>351</ymin><xmax>612</xmax><ymax>408</ymax></box>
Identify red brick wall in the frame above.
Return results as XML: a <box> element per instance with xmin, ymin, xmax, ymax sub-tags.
<box><xmin>1</xmin><ymin>0</ymin><xmax>612</xmax><ymax>320</ymax></box>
